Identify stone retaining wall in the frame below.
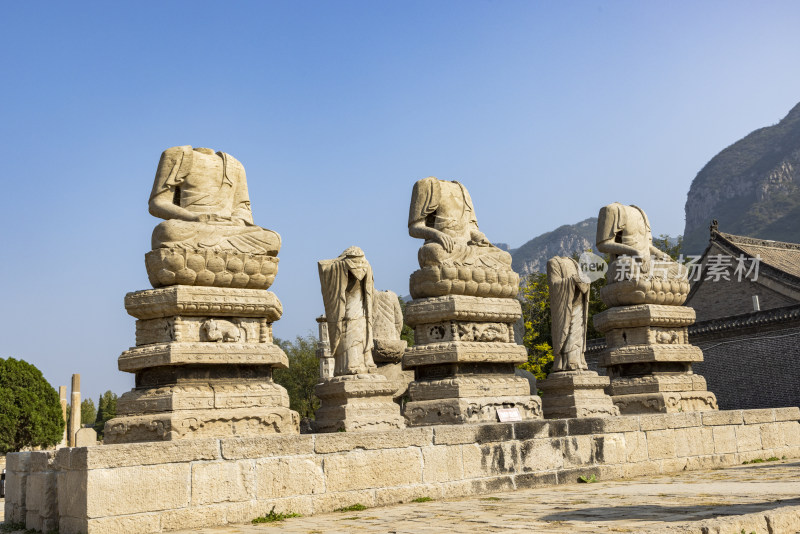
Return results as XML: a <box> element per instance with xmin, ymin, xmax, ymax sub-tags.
<box><xmin>5</xmin><ymin>408</ymin><xmax>800</xmax><ymax>534</ymax></box>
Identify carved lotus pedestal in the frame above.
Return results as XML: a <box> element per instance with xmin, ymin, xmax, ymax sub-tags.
<box><xmin>104</xmin><ymin>286</ymin><xmax>299</xmax><ymax>443</ymax></box>
<box><xmin>312</xmin><ymin>374</ymin><xmax>406</xmax><ymax>433</ymax></box>
<box><xmin>402</xmin><ymin>296</ymin><xmax>542</xmax><ymax>426</ymax></box>
<box><xmin>594</xmin><ymin>304</ymin><xmax>718</xmax><ymax>414</ymax></box>
<box><xmin>539</xmin><ymin>371</ymin><xmax>619</xmax><ymax>419</ymax></box>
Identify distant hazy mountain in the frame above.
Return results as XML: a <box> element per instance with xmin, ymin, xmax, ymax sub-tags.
<box><xmin>507</xmin><ymin>218</ymin><xmax>680</xmax><ymax>276</ymax></box>
<box><xmin>683</xmin><ymin>102</ymin><xmax>800</xmax><ymax>255</ymax></box>
<box><xmin>509</xmin><ymin>218</ymin><xmax>597</xmax><ymax>275</ymax></box>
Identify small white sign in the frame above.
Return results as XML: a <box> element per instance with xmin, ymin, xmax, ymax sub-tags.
<box><xmin>496</xmin><ymin>407</ymin><xmax>522</xmax><ymax>422</ymax></box>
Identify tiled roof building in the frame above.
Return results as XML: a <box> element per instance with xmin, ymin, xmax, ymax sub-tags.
<box><xmin>684</xmin><ymin>221</ymin><xmax>800</xmax><ymax>321</ymax></box>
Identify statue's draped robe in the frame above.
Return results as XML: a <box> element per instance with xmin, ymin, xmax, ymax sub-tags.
<box><xmin>150</xmin><ymin>146</ymin><xmax>281</xmax><ymax>255</ymax></box>
<box><xmin>318</xmin><ymin>257</ymin><xmax>376</xmax><ymax>375</ymax></box>
<box><xmin>547</xmin><ymin>257</ymin><xmax>589</xmax><ymax>372</ymax></box>
<box><xmin>409</xmin><ymin>177</ymin><xmax>512</xmax><ymax>269</ymax></box>
<box><xmin>596</xmin><ymin>202</ymin><xmax>684</xmax><ymax>280</ymax></box>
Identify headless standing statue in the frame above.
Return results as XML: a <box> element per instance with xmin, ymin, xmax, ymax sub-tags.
<box><xmin>314</xmin><ymin>247</ymin><xmax>404</xmax><ymax>432</ymax></box>
<box><xmin>539</xmin><ymin>256</ymin><xmax>618</xmax><ymax>419</ymax></box>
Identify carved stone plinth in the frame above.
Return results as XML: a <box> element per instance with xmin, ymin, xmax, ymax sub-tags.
<box><xmin>402</xmin><ymin>295</ymin><xmax>542</xmax><ymax>426</ymax></box>
<box><xmin>312</xmin><ymin>374</ymin><xmax>405</xmax><ymax>432</ymax></box>
<box><xmin>539</xmin><ymin>371</ymin><xmax>619</xmax><ymax>419</ymax></box>
<box><xmin>594</xmin><ymin>304</ymin><xmax>718</xmax><ymax>415</ymax></box>
<box><xmin>105</xmin><ymin>286</ymin><xmax>299</xmax><ymax>443</ymax></box>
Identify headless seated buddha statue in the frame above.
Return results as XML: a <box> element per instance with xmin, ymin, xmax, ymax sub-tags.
<box><xmin>596</xmin><ymin>203</ymin><xmax>684</xmax><ymax>281</ymax></box>
<box><xmin>149</xmin><ymin>146</ymin><xmax>280</xmax><ymax>256</ymax></box>
<box><xmin>408</xmin><ymin>177</ymin><xmax>511</xmax><ymax>270</ymax></box>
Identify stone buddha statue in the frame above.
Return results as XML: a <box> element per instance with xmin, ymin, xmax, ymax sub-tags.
<box><xmin>596</xmin><ymin>202</ymin><xmax>689</xmax><ymax>306</ymax></box>
<box><xmin>149</xmin><ymin>146</ymin><xmax>281</xmax><ymax>255</ymax></box>
<box><xmin>145</xmin><ymin>146</ymin><xmax>281</xmax><ymax>289</ymax></box>
<box><xmin>407</xmin><ymin>177</ymin><xmax>518</xmax><ymax>299</ymax></box>
<box><xmin>408</xmin><ymin>177</ymin><xmax>512</xmax><ymax>270</ymax></box>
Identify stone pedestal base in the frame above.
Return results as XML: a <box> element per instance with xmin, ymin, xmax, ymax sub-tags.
<box><xmin>609</xmin><ymin>391</ymin><xmax>719</xmax><ymax>414</ymax></box>
<box><xmin>105</xmin><ymin>286</ymin><xmax>299</xmax><ymax>443</ymax></box>
<box><xmin>404</xmin><ymin>395</ymin><xmax>541</xmax><ymax>426</ymax></box>
<box><xmin>402</xmin><ymin>296</ymin><xmax>542</xmax><ymax>426</ymax></box>
<box><xmin>594</xmin><ymin>304</ymin><xmax>718</xmax><ymax>415</ymax></box>
<box><xmin>539</xmin><ymin>371</ymin><xmax>619</xmax><ymax>419</ymax></box>
<box><xmin>312</xmin><ymin>374</ymin><xmax>405</xmax><ymax>433</ymax></box>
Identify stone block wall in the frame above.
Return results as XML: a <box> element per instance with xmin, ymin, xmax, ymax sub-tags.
<box><xmin>586</xmin><ymin>305</ymin><xmax>800</xmax><ymax>411</ymax></box>
<box><xmin>5</xmin><ymin>408</ymin><xmax>800</xmax><ymax>534</ymax></box>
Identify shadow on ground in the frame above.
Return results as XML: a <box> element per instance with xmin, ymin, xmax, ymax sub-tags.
<box><xmin>539</xmin><ymin>498</ymin><xmax>800</xmax><ymax>523</ymax></box>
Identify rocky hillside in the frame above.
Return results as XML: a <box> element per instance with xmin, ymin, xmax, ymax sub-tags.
<box><xmin>509</xmin><ymin>218</ymin><xmax>597</xmax><ymax>275</ymax></box>
<box><xmin>683</xmin><ymin>102</ymin><xmax>800</xmax><ymax>255</ymax></box>
<box><xmin>507</xmin><ymin>218</ymin><xmax>680</xmax><ymax>276</ymax></box>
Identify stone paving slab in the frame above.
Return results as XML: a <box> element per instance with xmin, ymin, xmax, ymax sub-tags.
<box><xmin>3</xmin><ymin>460</ymin><xmax>800</xmax><ymax>533</ymax></box>
<box><xmin>169</xmin><ymin>460</ymin><xmax>800</xmax><ymax>533</ymax></box>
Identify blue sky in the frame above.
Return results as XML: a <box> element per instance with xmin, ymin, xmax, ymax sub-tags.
<box><xmin>2</xmin><ymin>1</ymin><xmax>800</xmax><ymax>403</ymax></box>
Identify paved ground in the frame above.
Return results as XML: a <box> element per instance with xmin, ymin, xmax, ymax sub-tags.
<box><xmin>3</xmin><ymin>460</ymin><xmax>800</xmax><ymax>533</ymax></box>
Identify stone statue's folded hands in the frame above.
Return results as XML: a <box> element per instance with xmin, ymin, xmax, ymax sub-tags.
<box><xmin>469</xmin><ymin>230</ymin><xmax>490</xmax><ymax>247</ymax></box>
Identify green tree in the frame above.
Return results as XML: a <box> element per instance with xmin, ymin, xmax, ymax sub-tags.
<box><xmin>80</xmin><ymin>398</ymin><xmax>97</xmax><ymax>426</ymax></box>
<box><xmin>517</xmin><ymin>272</ymin><xmax>554</xmax><ymax>381</ymax></box>
<box><xmin>398</xmin><ymin>296</ymin><xmax>415</xmax><ymax>347</ymax></box>
<box><xmin>274</xmin><ymin>335</ymin><xmax>321</xmax><ymax>419</ymax></box>
<box><xmin>653</xmin><ymin>234</ymin><xmax>683</xmax><ymax>260</ymax></box>
<box><xmin>0</xmin><ymin>357</ymin><xmax>64</xmax><ymax>453</ymax></box>
<box><xmin>93</xmin><ymin>390</ymin><xmax>118</xmax><ymax>438</ymax></box>
<box><xmin>518</xmin><ymin>253</ymin><xmax>610</xmax><ymax>381</ymax></box>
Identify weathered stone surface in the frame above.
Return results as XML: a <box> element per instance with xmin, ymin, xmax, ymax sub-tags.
<box><xmin>514</xmin><ymin>419</ymin><xmax>567</xmax><ymax>440</ymax></box>
<box><xmin>160</xmin><ymin>506</ymin><xmax>227</xmax><ymax>532</ymax></box>
<box><xmin>9</xmin><ymin>410</ymin><xmax>800</xmax><ymax>533</ymax></box>
<box><xmin>712</xmin><ymin>425</ymin><xmax>737</xmax><ymax>454</ymax></box>
<box><xmin>421</xmin><ymin>445</ymin><xmax>464</xmax><ymax>482</ymax></box>
<box><xmin>404</xmin><ymin>341</ymin><xmax>528</xmax><ymax>366</ymax></box>
<box><xmin>85</xmin><ymin>514</ymin><xmax>162</xmax><ymax>534</ymax></box>
<box><xmin>311</xmin><ymin>489</ymin><xmax>377</xmax><ymax>514</ymax></box>
<box><xmin>74</xmin><ymin>427</ymin><xmax>97</xmax><ymax>447</ymax></box>
<box><xmin>433</xmin><ymin>423</ymin><xmax>514</xmax><ymax>445</ymax></box>
<box><xmin>540</xmin><ymin>372</ymin><xmax>619</xmax><ymax>419</ymax></box>
<box><xmin>404</xmin><ymin>395</ymin><xmax>542</xmax><ymax>426</ymax></box>
<box><xmin>742</xmin><ymin>408</ymin><xmax>776</xmax><ymax>424</ymax></box>
<box><xmin>256</xmin><ymin>456</ymin><xmax>325</xmax><ymax>499</ymax></box>
<box><xmin>622</xmin><ymin>431</ymin><xmax>649</xmax><ymax>462</ymax></box>
<box><xmin>118</xmin><ymin>342</ymin><xmax>289</xmax><ymax>372</ymax></box>
<box><xmin>774</xmin><ymin>406</ymin><xmax>800</xmax><ymax>421</ymax></box>
<box><xmin>735</xmin><ymin>425</ymin><xmax>763</xmax><ymax>452</ymax></box>
<box><xmin>66</xmin><ymin>438</ymin><xmax>219</xmax><ymax>469</ymax></box>
<box><xmin>314</xmin><ymin>427</ymin><xmax>432</xmax><ymax>453</ymax></box>
<box><xmin>324</xmin><ymin>448</ymin><xmax>423</xmax><ymax>492</ymax></box>
<box><xmin>57</xmin><ymin>470</ymin><xmax>87</xmax><ymax>520</ymax></box>
<box><xmin>105</xmin><ymin>407</ymin><xmax>298</xmax><ymax>444</ymax></box>
<box><xmin>404</xmin><ymin>295</ymin><xmax>522</xmax><ymax>325</ymax></box>
<box><xmin>593</xmin><ymin>304</ymin><xmax>696</xmax><ymax>331</ymax></box>
<box><xmin>562</xmin><ymin>435</ymin><xmax>594</xmax><ymax>466</ymax></box>
<box><xmin>702</xmin><ymin>410</ymin><xmax>743</xmax><ymax>426</ymax></box>
<box><xmin>312</xmin><ymin>374</ymin><xmax>405</xmax><ymax>433</ymax></box>
<box><xmin>567</xmin><ymin>416</ymin><xmax>640</xmax><ymax>435</ymax></box>
<box><xmin>221</xmin><ymin>435</ymin><xmax>313</xmax><ymax>459</ymax></box>
<box><xmin>125</xmin><ymin>286</ymin><xmax>283</xmax><ymax>320</ymax></box>
<box><xmin>374</xmin><ymin>483</ymin><xmax>443</xmax><ymax>506</ymax></box>
<box><xmin>612</xmin><ymin>391</ymin><xmax>718</xmax><ymax>415</ymax></box>
<box><xmin>520</xmin><ymin>439</ymin><xmax>563</xmax><ymax>471</ymax></box>
<box><xmin>192</xmin><ymin>460</ymin><xmax>255</xmax><ymax>505</ymax></box>
<box><xmin>645</xmin><ymin>429</ymin><xmax>676</xmax><ymax>460</ymax></box>
<box><xmin>86</xmin><ymin>463</ymin><xmax>190</xmax><ymax>517</ymax></box>
<box><xmin>462</xmin><ymin>441</ymin><xmax>520</xmax><ymax>478</ymax></box>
